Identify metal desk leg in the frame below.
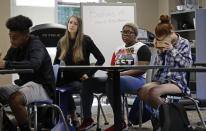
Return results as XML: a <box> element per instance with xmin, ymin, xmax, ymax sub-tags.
<box><xmin>113</xmin><ymin>70</ymin><xmax>121</xmax><ymax>131</ymax></box>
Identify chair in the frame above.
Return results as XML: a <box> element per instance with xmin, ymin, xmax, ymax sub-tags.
<box><xmin>143</xmin><ymin>52</ymin><xmax>206</xmax><ymax>129</ymax></box>
<box><xmin>29</xmin><ymin>24</ymin><xmax>74</xmax><ymax>131</ymax></box>
<box><xmin>27</xmin><ymin>65</ymin><xmax>78</xmax><ymax>131</ymax></box>
<box><xmin>53</xmin><ymin>64</ymin><xmax>82</xmax><ymax>131</ymax></box>
<box><xmin>123</xmin><ymin>48</ymin><xmax>157</xmax><ymax>128</ymax></box>
<box><xmin>27</xmin><ymin>64</ymin><xmax>72</xmax><ymax>131</ymax></box>
<box><xmin>94</xmin><ymin>93</ymin><xmax>109</xmax><ymax>131</ymax></box>
<box><xmin>27</xmin><ymin>99</ymin><xmax>69</xmax><ymax>131</ymax></box>
<box><xmin>163</xmin><ymin>92</ymin><xmax>206</xmax><ymax>128</ymax></box>
<box><xmin>163</xmin><ymin>67</ymin><xmax>206</xmax><ymax>129</ymax></box>
<box><xmin>80</xmin><ymin>62</ymin><xmax>109</xmax><ymax>131</ymax></box>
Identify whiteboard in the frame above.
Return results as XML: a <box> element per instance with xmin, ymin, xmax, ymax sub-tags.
<box><xmin>81</xmin><ymin>3</ymin><xmax>136</xmax><ymax>69</ymax></box>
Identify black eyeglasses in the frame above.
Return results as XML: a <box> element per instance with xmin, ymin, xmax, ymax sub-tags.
<box><xmin>120</xmin><ymin>30</ymin><xmax>135</xmax><ymax>35</ymax></box>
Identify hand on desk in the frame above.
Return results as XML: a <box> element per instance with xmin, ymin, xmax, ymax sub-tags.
<box><xmin>80</xmin><ymin>74</ymin><xmax>89</xmax><ymax>81</ymax></box>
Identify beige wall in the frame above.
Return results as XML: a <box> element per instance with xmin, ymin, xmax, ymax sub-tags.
<box><xmin>0</xmin><ymin>0</ymin><xmax>11</xmax><ymax>86</ymax></box>
<box><xmin>135</xmin><ymin>0</ymin><xmax>159</xmax><ymax>33</ymax></box>
<box><xmin>106</xmin><ymin>0</ymin><xmax>165</xmax><ymax>33</ymax></box>
<box><xmin>158</xmin><ymin>0</ymin><xmax>169</xmax><ymax>16</ymax></box>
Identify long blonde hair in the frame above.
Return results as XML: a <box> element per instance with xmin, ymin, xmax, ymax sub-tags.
<box><xmin>59</xmin><ymin>15</ymin><xmax>84</xmax><ymax>64</ymax></box>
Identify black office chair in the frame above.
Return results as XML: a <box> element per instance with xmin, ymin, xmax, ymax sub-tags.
<box><xmin>30</xmin><ymin>23</ymin><xmax>66</xmax><ymax>47</ymax></box>
<box><xmin>159</xmin><ymin>69</ymin><xmax>206</xmax><ymax>129</ymax></box>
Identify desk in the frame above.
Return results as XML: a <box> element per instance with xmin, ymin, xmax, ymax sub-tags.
<box><xmin>170</xmin><ymin>67</ymin><xmax>206</xmax><ymax>72</ymax></box>
<box><xmin>0</xmin><ymin>69</ymin><xmax>33</xmax><ymax>74</ymax></box>
<box><xmin>193</xmin><ymin>63</ymin><xmax>206</xmax><ymax>67</ymax></box>
<box><xmin>59</xmin><ymin>65</ymin><xmax>170</xmax><ymax>131</ymax></box>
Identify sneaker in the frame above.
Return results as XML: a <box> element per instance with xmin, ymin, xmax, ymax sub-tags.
<box><xmin>77</xmin><ymin>118</ymin><xmax>96</xmax><ymax>131</ymax></box>
<box><xmin>104</xmin><ymin>120</ymin><xmax>127</xmax><ymax>131</ymax></box>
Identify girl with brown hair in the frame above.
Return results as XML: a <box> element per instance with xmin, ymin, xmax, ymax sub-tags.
<box><xmin>137</xmin><ymin>15</ymin><xmax>193</xmax><ymax>109</ymax></box>
<box><xmin>54</xmin><ymin>15</ymin><xmax>105</xmax><ymax>128</ymax></box>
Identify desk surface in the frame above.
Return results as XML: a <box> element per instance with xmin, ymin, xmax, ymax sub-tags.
<box><xmin>0</xmin><ymin>69</ymin><xmax>33</xmax><ymax>74</ymax></box>
<box><xmin>194</xmin><ymin>63</ymin><xmax>206</xmax><ymax>67</ymax></box>
<box><xmin>170</xmin><ymin>67</ymin><xmax>206</xmax><ymax>72</ymax></box>
<box><xmin>59</xmin><ymin>65</ymin><xmax>172</xmax><ymax>71</ymax></box>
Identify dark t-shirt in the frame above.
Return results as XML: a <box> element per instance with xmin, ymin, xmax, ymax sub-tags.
<box><xmin>54</xmin><ymin>35</ymin><xmax>105</xmax><ymax>85</ymax></box>
<box><xmin>137</xmin><ymin>45</ymin><xmax>151</xmax><ymax>62</ymax></box>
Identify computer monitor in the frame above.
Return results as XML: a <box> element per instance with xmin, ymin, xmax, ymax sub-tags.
<box><xmin>137</xmin><ymin>29</ymin><xmax>148</xmax><ymax>40</ymax></box>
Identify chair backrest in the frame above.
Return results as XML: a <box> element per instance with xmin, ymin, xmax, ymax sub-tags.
<box><xmin>184</xmin><ymin>71</ymin><xmax>191</xmax><ymax>94</ymax></box>
<box><xmin>30</xmin><ymin>23</ymin><xmax>66</xmax><ymax>47</ymax></box>
<box><xmin>53</xmin><ymin>64</ymin><xmax>59</xmax><ymax>84</ymax></box>
<box><xmin>146</xmin><ymin>47</ymin><xmax>157</xmax><ymax>83</ymax></box>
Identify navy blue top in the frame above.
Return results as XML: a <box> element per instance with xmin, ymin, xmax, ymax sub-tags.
<box><xmin>4</xmin><ymin>35</ymin><xmax>56</xmax><ymax>99</ymax></box>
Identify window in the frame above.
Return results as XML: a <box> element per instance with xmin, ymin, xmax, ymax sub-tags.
<box><xmin>57</xmin><ymin>0</ymin><xmax>103</xmax><ymax>25</ymax></box>
<box><xmin>58</xmin><ymin>4</ymin><xmax>80</xmax><ymax>25</ymax></box>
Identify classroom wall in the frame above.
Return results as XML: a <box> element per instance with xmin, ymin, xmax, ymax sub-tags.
<box><xmin>10</xmin><ymin>1</ymin><xmax>56</xmax><ymax>26</ymax></box>
<box><xmin>106</xmin><ymin>0</ymin><xmax>160</xmax><ymax>33</ymax></box>
<box><xmin>0</xmin><ymin>0</ymin><xmax>11</xmax><ymax>86</ymax></box>
<box><xmin>158</xmin><ymin>0</ymin><xmax>169</xmax><ymax>16</ymax></box>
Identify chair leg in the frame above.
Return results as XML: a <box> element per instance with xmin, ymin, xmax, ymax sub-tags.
<box><xmin>97</xmin><ymin>99</ymin><xmax>101</xmax><ymax>130</ymax></box>
<box><xmin>123</xmin><ymin>96</ymin><xmax>130</xmax><ymax>126</ymax></box>
<box><xmin>100</xmin><ymin>103</ymin><xmax>109</xmax><ymax>125</ymax></box>
<box><xmin>94</xmin><ymin>94</ymin><xmax>109</xmax><ymax>130</ymax></box>
<box><xmin>124</xmin><ymin>95</ymin><xmax>137</xmax><ymax>128</ymax></box>
<box><xmin>98</xmin><ymin>94</ymin><xmax>109</xmax><ymax>125</ymax></box>
<box><xmin>185</xmin><ymin>96</ymin><xmax>206</xmax><ymax>128</ymax></box>
<box><xmin>79</xmin><ymin>96</ymin><xmax>83</xmax><ymax>123</ymax></box>
<box><xmin>94</xmin><ymin>94</ymin><xmax>101</xmax><ymax>130</ymax></box>
<box><xmin>139</xmin><ymin>100</ymin><xmax>143</xmax><ymax>128</ymax></box>
<box><xmin>51</xmin><ymin>104</ymin><xmax>70</xmax><ymax>131</ymax></box>
<box><xmin>0</xmin><ymin>104</ymin><xmax>3</xmax><ymax>131</ymax></box>
<box><xmin>27</xmin><ymin>104</ymin><xmax>33</xmax><ymax>130</ymax></box>
<box><xmin>34</xmin><ymin>105</ymin><xmax>38</xmax><ymax>131</ymax></box>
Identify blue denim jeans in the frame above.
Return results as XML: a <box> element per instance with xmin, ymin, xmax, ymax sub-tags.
<box><xmin>81</xmin><ymin>75</ymin><xmax>146</xmax><ymax>119</ymax></box>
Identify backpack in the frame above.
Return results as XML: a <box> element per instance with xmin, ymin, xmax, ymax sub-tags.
<box><xmin>0</xmin><ymin>108</ymin><xmax>17</xmax><ymax>131</ymax></box>
<box><xmin>128</xmin><ymin>97</ymin><xmax>153</xmax><ymax>125</ymax></box>
<box><xmin>158</xmin><ymin>102</ymin><xmax>194</xmax><ymax>131</ymax></box>
<box><xmin>29</xmin><ymin>107</ymin><xmax>55</xmax><ymax>129</ymax></box>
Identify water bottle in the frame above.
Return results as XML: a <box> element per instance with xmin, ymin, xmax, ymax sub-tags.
<box><xmin>60</xmin><ymin>60</ymin><xmax>65</xmax><ymax>78</ymax></box>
